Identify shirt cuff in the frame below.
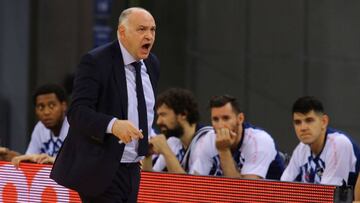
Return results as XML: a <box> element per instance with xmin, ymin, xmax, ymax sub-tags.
<box><xmin>106</xmin><ymin>118</ymin><xmax>117</xmax><ymax>134</ymax></box>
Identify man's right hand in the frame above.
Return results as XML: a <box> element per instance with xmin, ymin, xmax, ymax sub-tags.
<box><xmin>215</xmin><ymin>127</ymin><xmax>236</xmax><ymax>151</ymax></box>
<box><xmin>149</xmin><ymin>134</ymin><xmax>171</xmax><ymax>155</ymax></box>
<box><xmin>112</xmin><ymin>119</ymin><xmax>144</xmax><ymax>144</ymax></box>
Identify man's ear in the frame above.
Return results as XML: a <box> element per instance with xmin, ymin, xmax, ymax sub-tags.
<box><xmin>61</xmin><ymin>102</ymin><xmax>68</xmax><ymax>112</ymax></box>
<box><xmin>237</xmin><ymin>112</ymin><xmax>245</xmax><ymax>124</ymax></box>
<box><xmin>118</xmin><ymin>25</ymin><xmax>126</xmax><ymax>39</ymax></box>
<box><xmin>321</xmin><ymin>114</ymin><xmax>329</xmax><ymax>130</ymax></box>
<box><xmin>177</xmin><ymin>112</ymin><xmax>188</xmax><ymax>123</ymax></box>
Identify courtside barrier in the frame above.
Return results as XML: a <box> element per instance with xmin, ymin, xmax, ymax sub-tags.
<box><xmin>139</xmin><ymin>171</ymin><xmax>337</xmax><ymax>203</ymax></box>
<box><xmin>0</xmin><ymin>161</ymin><xmax>337</xmax><ymax>202</ymax></box>
<box><xmin>0</xmin><ymin>161</ymin><xmax>80</xmax><ymax>202</ymax></box>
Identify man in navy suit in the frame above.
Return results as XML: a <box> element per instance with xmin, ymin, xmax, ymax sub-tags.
<box><xmin>50</xmin><ymin>7</ymin><xmax>159</xmax><ymax>203</ymax></box>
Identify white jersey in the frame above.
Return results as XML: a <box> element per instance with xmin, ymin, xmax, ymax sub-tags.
<box><xmin>190</xmin><ymin>123</ymin><xmax>284</xmax><ymax>179</ymax></box>
<box><xmin>26</xmin><ymin>117</ymin><xmax>69</xmax><ymax>157</ymax></box>
<box><xmin>153</xmin><ymin>126</ymin><xmax>212</xmax><ymax>172</ymax></box>
<box><xmin>281</xmin><ymin>128</ymin><xmax>360</xmax><ymax>186</ymax></box>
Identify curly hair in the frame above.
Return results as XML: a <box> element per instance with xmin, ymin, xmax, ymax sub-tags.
<box><xmin>156</xmin><ymin>88</ymin><xmax>199</xmax><ymax>124</ymax></box>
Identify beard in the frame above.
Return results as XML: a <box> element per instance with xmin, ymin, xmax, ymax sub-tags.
<box><xmin>158</xmin><ymin>124</ymin><xmax>184</xmax><ymax>139</ymax></box>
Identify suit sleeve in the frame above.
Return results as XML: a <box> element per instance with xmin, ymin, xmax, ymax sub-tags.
<box><xmin>67</xmin><ymin>54</ymin><xmax>113</xmax><ymax>143</ymax></box>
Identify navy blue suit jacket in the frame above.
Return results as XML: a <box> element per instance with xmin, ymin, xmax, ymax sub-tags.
<box><xmin>50</xmin><ymin>40</ymin><xmax>160</xmax><ymax>196</ymax></box>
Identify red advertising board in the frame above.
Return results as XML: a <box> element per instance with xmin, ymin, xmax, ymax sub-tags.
<box><xmin>0</xmin><ymin>161</ymin><xmax>336</xmax><ymax>202</ymax></box>
<box><xmin>0</xmin><ymin>161</ymin><xmax>80</xmax><ymax>203</ymax></box>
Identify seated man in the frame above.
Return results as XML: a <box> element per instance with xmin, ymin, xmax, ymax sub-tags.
<box><xmin>281</xmin><ymin>96</ymin><xmax>360</xmax><ymax>186</ymax></box>
<box><xmin>142</xmin><ymin>88</ymin><xmax>212</xmax><ymax>173</ymax></box>
<box><xmin>191</xmin><ymin>95</ymin><xmax>284</xmax><ymax>179</ymax></box>
<box><xmin>12</xmin><ymin>84</ymin><xmax>69</xmax><ymax>168</ymax></box>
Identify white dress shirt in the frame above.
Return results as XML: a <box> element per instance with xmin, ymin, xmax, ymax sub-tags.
<box><xmin>106</xmin><ymin>41</ymin><xmax>155</xmax><ymax>162</ymax></box>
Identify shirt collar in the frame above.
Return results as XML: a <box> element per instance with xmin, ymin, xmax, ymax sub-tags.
<box><xmin>118</xmin><ymin>40</ymin><xmax>143</xmax><ymax>66</ymax></box>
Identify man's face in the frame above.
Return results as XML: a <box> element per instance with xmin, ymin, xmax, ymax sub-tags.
<box><xmin>211</xmin><ymin>103</ymin><xmax>244</xmax><ymax>142</ymax></box>
<box><xmin>35</xmin><ymin>93</ymin><xmax>67</xmax><ymax>129</ymax></box>
<box><xmin>118</xmin><ymin>9</ymin><xmax>156</xmax><ymax>60</ymax></box>
<box><xmin>156</xmin><ymin>104</ymin><xmax>183</xmax><ymax>138</ymax></box>
<box><xmin>293</xmin><ymin>110</ymin><xmax>328</xmax><ymax>145</ymax></box>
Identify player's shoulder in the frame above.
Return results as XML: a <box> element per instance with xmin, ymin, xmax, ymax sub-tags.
<box><xmin>244</xmin><ymin>122</ymin><xmax>274</xmax><ymax>142</ymax></box>
<box><xmin>33</xmin><ymin>121</ymin><xmax>47</xmax><ymax>134</ymax></box>
<box><xmin>292</xmin><ymin>142</ymin><xmax>309</xmax><ymax>154</ymax></box>
<box><xmin>34</xmin><ymin>120</ymin><xmax>45</xmax><ymax>129</ymax></box>
<box><xmin>200</xmin><ymin>128</ymin><xmax>216</xmax><ymax>143</ymax></box>
<box><xmin>196</xmin><ymin>125</ymin><xmax>213</xmax><ymax>134</ymax></box>
<box><xmin>194</xmin><ymin>126</ymin><xmax>213</xmax><ymax>140</ymax></box>
<box><xmin>194</xmin><ymin>129</ymin><xmax>217</xmax><ymax>154</ymax></box>
<box><xmin>326</xmin><ymin>128</ymin><xmax>353</xmax><ymax>147</ymax></box>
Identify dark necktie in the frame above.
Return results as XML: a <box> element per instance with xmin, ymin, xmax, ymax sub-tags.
<box><xmin>132</xmin><ymin>61</ymin><xmax>148</xmax><ymax>156</ymax></box>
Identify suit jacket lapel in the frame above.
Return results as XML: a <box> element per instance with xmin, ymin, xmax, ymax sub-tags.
<box><xmin>111</xmin><ymin>40</ymin><xmax>128</xmax><ymax>119</ymax></box>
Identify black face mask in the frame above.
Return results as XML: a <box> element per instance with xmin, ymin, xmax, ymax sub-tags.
<box><xmin>159</xmin><ymin>124</ymin><xmax>184</xmax><ymax>139</ymax></box>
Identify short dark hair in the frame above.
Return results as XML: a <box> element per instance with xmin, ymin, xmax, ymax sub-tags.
<box><xmin>33</xmin><ymin>84</ymin><xmax>67</xmax><ymax>106</ymax></box>
<box><xmin>292</xmin><ymin>96</ymin><xmax>324</xmax><ymax>114</ymax></box>
<box><xmin>209</xmin><ymin>95</ymin><xmax>241</xmax><ymax>114</ymax></box>
<box><xmin>156</xmin><ymin>88</ymin><xmax>199</xmax><ymax>124</ymax></box>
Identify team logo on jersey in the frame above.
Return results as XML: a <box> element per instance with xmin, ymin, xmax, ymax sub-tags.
<box><xmin>40</xmin><ymin>138</ymin><xmax>63</xmax><ymax>157</ymax></box>
<box><xmin>300</xmin><ymin>155</ymin><xmax>325</xmax><ymax>184</ymax></box>
<box><xmin>210</xmin><ymin>151</ymin><xmax>245</xmax><ymax>176</ymax></box>
<box><xmin>210</xmin><ymin>155</ymin><xmax>223</xmax><ymax>176</ymax></box>
<box><xmin>177</xmin><ymin>148</ymin><xmax>186</xmax><ymax>163</ymax></box>
<box><xmin>234</xmin><ymin>152</ymin><xmax>245</xmax><ymax>171</ymax></box>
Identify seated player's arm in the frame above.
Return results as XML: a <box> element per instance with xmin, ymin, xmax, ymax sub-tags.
<box><xmin>216</xmin><ymin>128</ymin><xmax>243</xmax><ymax>178</ymax></box>
<box><xmin>11</xmin><ymin>153</ymin><xmax>55</xmax><ymax>169</ymax></box>
<box><xmin>34</xmin><ymin>153</ymin><xmax>55</xmax><ymax>164</ymax></box>
<box><xmin>151</xmin><ymin>135</ymin><xmax>186</xmax><ymax>174</ymax></box>
<box><xmin>142</xmin><ymin>142</ymin><xmax>156</xmax><ymax>171</ymax></box>
<box><xmin>0</xmin><ymin>147</ymin><xmax>21</xmax><ymax>161</ymax></box>
<box><xmin>242</xmin><ymin>174</ymin><xmax>262</xmax><ymax>179</ymax></box>
<box><xmin>11</xmin><ymin>154</ymin><xmax>36</xmax><ymax>169</ymax></box>
<box><xmin>218</xmin><ymin>149</ymin><xmax>243</xmax><ymax>178</ymax></box>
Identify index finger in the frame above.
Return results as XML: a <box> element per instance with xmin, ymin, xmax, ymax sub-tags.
<box><xmin>129</xmin><ymin>128</ymin><xmax>144</xmax><ymax>140</ymax></box>
<box><xmin>138</xmin><ymin>129</ymin><xmax>144</xmax><ymax>139</ymax></box>
<box><xmin>11</xmin><ymin>158</ymin><xmax>20</xmax><ymax>169</ymax></box>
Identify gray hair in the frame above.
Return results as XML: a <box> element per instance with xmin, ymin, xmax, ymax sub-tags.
<box><xmin>118</xmin><ymin>7</ymin><xmax>150</xmax><ymax>27</ymax></box>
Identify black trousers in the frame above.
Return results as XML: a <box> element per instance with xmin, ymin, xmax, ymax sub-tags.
<box><xmin>80</xmin><ymin>162</ymin><xmax>141</xmax><ymax>203</ymax></box>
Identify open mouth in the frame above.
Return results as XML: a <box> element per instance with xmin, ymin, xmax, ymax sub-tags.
<box><xmin>142</xmin><ymin>43</ymin><xmax>151</xmax><ymax>50</ymax></box>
